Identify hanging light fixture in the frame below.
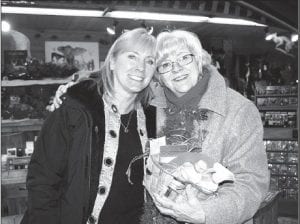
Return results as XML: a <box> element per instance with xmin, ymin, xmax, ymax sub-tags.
<box><xmin>2</xmin><ymin>20</ymin><xmax>11</xmax><ymax>32</ymax></box>
<box><xmin>107</xmin><ymin>20</ymin><xmax>118</xmax><ymax>35</ymax></box>
<box><xmin>291</xmin><ymin>34</ymin><xmax>298</xmax><ymax>42</ymax></box>
<box><xmin>140</xmin><ymin>20</ymin><xmax>154</xmax><ymax>35</ymax></box>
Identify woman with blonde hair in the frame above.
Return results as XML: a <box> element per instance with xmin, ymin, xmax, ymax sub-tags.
<box><xmin>21</xmin><ymin>28</ymin><xmax>157</xmax><ymax>224</ymax></box>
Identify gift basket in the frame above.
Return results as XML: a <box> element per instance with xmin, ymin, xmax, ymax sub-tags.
<box><xmin>143</xmin><ymin>143</ymin><xmax>235</xmax><ymax>200</ymax></box>
<box><xmin>126</xmin><ymin>137</ymin><xmax>235</xmax><ymax>224</ymax></box>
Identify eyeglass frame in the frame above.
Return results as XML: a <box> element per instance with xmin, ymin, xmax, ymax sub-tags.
<box><xmin>156</xmin><ymin>53</ymin><xmax>195</xmax><ymax>74</ymax></box>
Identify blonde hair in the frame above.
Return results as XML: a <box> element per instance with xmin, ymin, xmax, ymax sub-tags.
<box><xmin>155</xmin><ymin>30</ymin><xmax>211</xmax><ymax>76</ymax></box>
<box><xmin>99</xmin><ymin>28</ymin><xmax>156</xmax><ymax>106</ymax></box>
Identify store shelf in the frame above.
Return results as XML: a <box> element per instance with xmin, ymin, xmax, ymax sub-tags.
<box><xmin>255</xmin><ymin>94</ymin><xmax>297</xmax><ymax>97</ymax></box>
<box><xmin>263</xmin><ymin>128</ymin><xmax>298</xmax><ymax>140</ymax></box>
<box><xmin>257</xmin><ymin>105</ymin><xmax>297</xmax><ymax>111</ymax></box>
<box><xmin>266</xmin><ymin>150</ymin><xmax>298</xmax><ymax>153</ymax></box>
<box><xmin>2</xmin><ymin>169</ymin><xmax>28</xmax><ymax>185</ymax></box>
<box><xmin>2</xmin><ymin>78</ymin><xmax>72</xmax><ymax>87</ymax></box>
<box><xmin>268</xmin><ymin>161</ymin><xmax>297</xmax><ymax>165</ymax></box>
<box><xmin>271</xmin><ymin>174</ymin><xmax>298</xmax><ymax>177</ymax></box>
<box><xmin>1</xmin><ymin>119</ymin><xmax>44</xmax><ymax>132</ymax></box>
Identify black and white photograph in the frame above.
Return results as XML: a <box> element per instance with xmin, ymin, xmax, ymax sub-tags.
<box><xmin>1</xmin><ymin>1</ymin><xmax>298</xmax><ymax>224</ymax></box>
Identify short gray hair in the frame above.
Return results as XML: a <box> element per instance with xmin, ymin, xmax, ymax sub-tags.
<box><xmin>156</xmin><ymin>30</ymin><xmax>211</xmax><ymax>75</ymax></box>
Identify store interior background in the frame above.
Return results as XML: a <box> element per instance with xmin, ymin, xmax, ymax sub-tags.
<box><xmin>1</xmin><ymin>1</ymin><xmax>298</xmax><ymax>224</ymax></box>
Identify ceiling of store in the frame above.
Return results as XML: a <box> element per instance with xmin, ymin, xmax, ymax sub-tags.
<box><xmin>1</xmin><ymin>0</ymin><xmax>298</xmax><ymax>54</ymax></box>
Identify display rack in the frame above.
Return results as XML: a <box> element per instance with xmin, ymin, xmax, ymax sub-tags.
<box><xmin>1</xmin><ymin>78</ymin><xmax>66</xmax><ymax>217</ymax></box>
<box><xmin>255</xmin><ymin>85</ymin><xmax>298</xmax><ymax>217</ymax></box>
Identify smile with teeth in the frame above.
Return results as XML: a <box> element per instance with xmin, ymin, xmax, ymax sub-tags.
<box><xmin>129</xmin><ymin>74</ymin><xmax>144</xmax><ymax>81</ymax></box>
<box><xmin>173</xmin><ymin>74</ymin><xmax>188</xmax><ymax>82</ymax></box>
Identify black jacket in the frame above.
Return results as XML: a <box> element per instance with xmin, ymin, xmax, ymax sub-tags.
<box><xmin>21</xmin><ymin>80</ymin><xmax>157</xmax><ymax>224</ymax></box>
<box><xmin>21</xmin><ymin>80</ymin><xmax>106</xmax><ymax>224</ymax></box>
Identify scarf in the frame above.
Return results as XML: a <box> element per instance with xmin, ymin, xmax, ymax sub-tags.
<box><xmin>163</xmin><ymin>71</ymin><xmax>210</xmax><ymax>110</ymax></box>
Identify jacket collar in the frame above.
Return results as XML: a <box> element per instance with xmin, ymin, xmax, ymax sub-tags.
<box><xmin>67</xmin><ymin>79</ymin><xmax>103</xmax><ymax>114</ymax></box>
<box><xmin>198</xmin><ymin>66</ymin><xmax>226</xmax><ymax>116</ymax></box>
<box><xmin>150</xmin><ymin>65</ymin><xmax>227</xmax><ymax>116</ymax></box>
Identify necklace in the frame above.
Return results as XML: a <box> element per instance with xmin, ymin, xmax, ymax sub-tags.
<box><xmin>120</xmin><ymin>111</ymin><xmax>134</xmax><ymax>133</ymax></box>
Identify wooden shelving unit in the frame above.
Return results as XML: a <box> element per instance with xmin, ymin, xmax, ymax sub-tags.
<box><xmin>2</xmin><ymin>119</ymin><xmax>44</xmax><ymax>133</ymax></box>
<box><xmin>257</xmin><ymin>106</ymin><xmax>298</xmax><ymax>111</ymax></box>
<box><xmin>1</xmin><ymin>79</ymin><xmax>62</xmax><ymax>217</ymax></box>
<box><xmin>2</xmin><ymin>78</ymin><xmax>71</xmax><ymax>87</ymax></box>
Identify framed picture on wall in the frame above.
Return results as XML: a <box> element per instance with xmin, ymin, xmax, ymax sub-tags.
<box><xmin>45</xmin><ymin>41</ymin><xmax>99</xmax><ymax>71</ymax></box>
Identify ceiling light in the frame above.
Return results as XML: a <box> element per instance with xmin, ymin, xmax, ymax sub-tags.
<box><xmin>107</xmin><ymin>11</ymin><xmax>209</xmax><ymax>23</ymax></box>
<box><xmin>2</xmin><ymin>20</ymin><xmax>11</xmax><ymax>32</ymax></box>
<box><xmin>2</xmin><ymin>6</ymin><xmax>267</xmax><ymax>27</ymax></box>
<box><xmin>208</xmin><ymin>18</ymin><xmax>266</xmax><ymax>26</ymax></box>
<box><xmin>291</xmin><ymin>34</ymin><xmax>298</xmax><ymax>42</ymax></box>
<box><xmin>2</xmin><ymin>6</ymin><xmax>104</xmax><ymax>17</ymax></box>
<box><xmin>106</xmin><ymin>11</ymin><xmax>266</xmax><ymax>26</ymax></box>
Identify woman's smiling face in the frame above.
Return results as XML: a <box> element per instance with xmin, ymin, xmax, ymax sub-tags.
<box><xmin>110</xmin><ymin>49</ymin><xmax>156</xmax><ymax>97</ymax></box>
<box><xmin>158</xmin><ymin>45</ymin><xmax>201</xmax><ymax>97</ymax></box>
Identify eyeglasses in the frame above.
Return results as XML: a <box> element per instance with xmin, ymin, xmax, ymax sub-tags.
<box><xmin>157</xmin><ymin>54</ymin><xmax>194</xmax><ymax>74</ymax></box>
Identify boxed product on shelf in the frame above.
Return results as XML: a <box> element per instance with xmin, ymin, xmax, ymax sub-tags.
<box><xmin>267</xmin><ymin>152</ymin><xmax>287</xmax><ymax>163</ymax></box>
<box><xmin>287</xmin><ymin>153</ymin><xmax>298</xmax><ymax>163</ymax></box>
<box><xmin>257</xmin><ymin>98</ymin><xmax>268</xmax><ymax>106</ymax></box>
<box><xmin>262</xmin><ymin>112</ymin><xmax>296</xmax><ymax>128</ymax></box>
<box><xmin>278</xmin><ymin>176</ymin><xmax>288</xmax><ymax>188</ymax></box>
<box><xmin>266</xmin><ymin>112</ymin><xmax>287</xmax><ymax>127</ymax></box>
<box><xmin>265</xmin><ymin>86</ymin><xmax>279</xmax><ymax>95</ymax></box>
<box><xmin>284</xmin><ymin>141</ymin><xmax>298</xmax><ymax>151</ymax></box>
<box><xmin>256</xmin><ymin>85</ymin><xmax>298</xmax><ymax>95</ymax></box>
<box><xmin>288</xmin><ymin>97</ymin><xmax>298</xmax><ymax>105</ymax></box>
<box><xmin>287</xmin><ymin>177</ymin><xmax>298</xmax><ymax>189</ymax></box>
<box><xmin>287</xmin><ymin>112</ymin><xmax>297</xmax><ymax>128</ymax></box>
<box><xmin>278</xmin><ymin>164</ymin><xmax>288</xmax><ymax>175</ymax></box>
<box><xmin>269</xmin><ymin>176</ymin><xmax>279</xmax><ymax>190</ymax></box>
<box><xmin>278</xmin><ymin>176</ymin><xmax>298</xmax><ymax>189</ymax></box>
<box><xmin>264</xmin><ymin>140</ymin><xmax>298</xmax><ymax>151</ymax></box>
<box><xmin>268</xmin><ymin>163</ymin><xmax>280</xmax><ymax>174</ymax></box>
<box><xmin>7</xmin><ymin>156</ymin><xmax>31</xmax><ymax>170</ymax></box>
<box><xmin>290</xmin><ymin>86</ymin><xmax>298</xmax><ymax>94</ymax></box>
<box><xmin>284</xmin><ymin>189</ymin><xmax>298</xmax><ymax>200</ymax></box>
<box><xmin>287</xmin><ymin>165</ymin><xmax>297</xmax><ymax>176</ymax></box>
<box><xmin>264</xmin><ymin>140</ymin><xmax>281</xmax><ymax>151</ymax></box>
<box><xmin>267</xmin><ymin>97</ymin><xmax>280</xmax><ymax>106</ymax></box>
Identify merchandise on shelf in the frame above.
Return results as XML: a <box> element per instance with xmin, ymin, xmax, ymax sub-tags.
<box><xmin>260</xmin><ymin>111</ymin><xmax>297</xmax><ymax>128</ymax></box>
<box><xmin>1</xmin><ymin>85</ymin><xmax>58</xmax><ymax>119</ymax></box>
<box><xmin>264</xmin><ymin>140</ymin><xmax>298</xmax><ymax>200</ymax></box>
<box><xmin>255</xmin><ymin>85</ymin><xmax>298</xmax><ymax>95</ymax></box>
<box><xmin>2</xmin><ymin>58</ymin><xmax>78</xmax><ymax>80</ymax></box>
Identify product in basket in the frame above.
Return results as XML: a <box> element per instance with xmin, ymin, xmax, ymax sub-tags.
<box><xmin>143</xmin><ymin>137</ymin><xmax>235</xmax><ymax>202</ymax></box>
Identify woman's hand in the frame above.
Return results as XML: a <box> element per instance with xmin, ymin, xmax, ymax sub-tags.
<box><xmin>152</xmin><ymin>184</ymin><xmax>206</xmax><ymax>224</ymax></box>
<box><xmin>47</xmin><ymin>81</ymin><xmax>75</xmax><ymax>112</ymax></box>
